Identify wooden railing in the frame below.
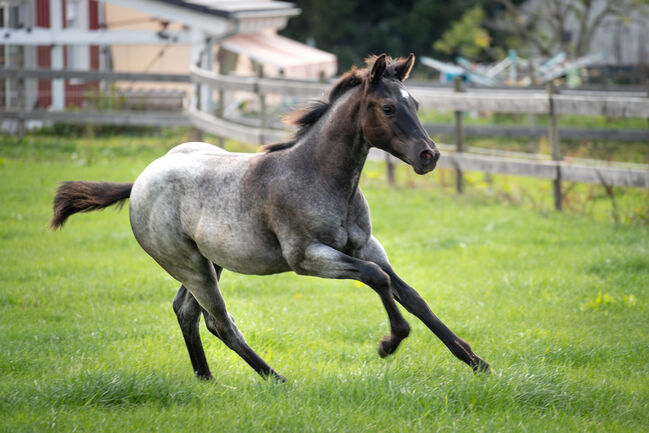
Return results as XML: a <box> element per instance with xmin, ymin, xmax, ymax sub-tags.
<box><xmin>0</xmin><ymin>68</ymin><xmax>190</xmax><ymax>129</ymax></box>
<box><xmin>187</xmin><ymin>66</ymin><xmax>649</xmax><ymax>207</ymax></box>
<box><xmin>1</xmin><ymin>67</ymin><xmax>648</xmax><ymax>207</ymax></box>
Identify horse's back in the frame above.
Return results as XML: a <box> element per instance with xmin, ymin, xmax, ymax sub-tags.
<box><xmin>131</xmin><ymin>142</ymin><xmax>249</xmax><ymax>201</ymax></box>
<box><xmin>166</xmin><ymin>141</ymin><xmax>228</xmax><ymax>157</ymax></box>
<box><xmin>130</xmin><ymin>141</ymin><xmax>256</xmax><ymax>231</ymax></box>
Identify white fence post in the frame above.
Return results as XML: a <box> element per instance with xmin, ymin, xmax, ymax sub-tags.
<box><xmin>50</xmin><ymin>0</ymin><xmax>65</xmax><ymax>110</ymax></box>
<box><xmin>547</xmin><ymin>81</ymin><xmax>562</xmax><ymax>211</ymax></box>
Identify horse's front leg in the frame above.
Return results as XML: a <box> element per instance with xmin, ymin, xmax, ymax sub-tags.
<box><xmin>357</xmin><ymin>237</ymin><xmax>491</xmax><ymax>373</ymax></box>
<box><xmin>296</xmin><ymin>243</ymin><xmax>410</xmax><ymax>357</ymax></box>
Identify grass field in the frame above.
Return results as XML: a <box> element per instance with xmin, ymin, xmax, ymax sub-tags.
<box><xmin>1</xmin><ymin>131</ymin><xmax>648</xmax><ymax>432</ymax></box>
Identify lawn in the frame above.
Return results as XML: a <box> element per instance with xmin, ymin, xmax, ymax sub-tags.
<box><xmin>1</xmin><ymin>131</ymin><xmax>648</xmax><ymax>432</ymax></box>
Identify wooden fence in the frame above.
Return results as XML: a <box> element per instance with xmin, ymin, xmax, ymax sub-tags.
<box><xmin>1</xmin><ymin>67</ymin><xmax>648</xmax><ymax>209</ymax></box>
<box><xmin>0</xmin><ymin>69</ymin><xmax>190</xmax><ymax>128</ymax></box>
<box><xmin>186</xmin><ymin>65</ymin><xmax>649</xmax><ymax>209</ymax></box>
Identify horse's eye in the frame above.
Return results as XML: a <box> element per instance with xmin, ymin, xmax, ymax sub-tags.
<box><xmin>382</xmin><ymin>105</ymin><xmax>394</xmax><ymax>115</ymax></box>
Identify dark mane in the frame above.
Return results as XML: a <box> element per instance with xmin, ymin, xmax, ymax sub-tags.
<box><xmin>261</xmin><ymin>55</ymin><xmax>408</xmax><ymax>153</ymax></box>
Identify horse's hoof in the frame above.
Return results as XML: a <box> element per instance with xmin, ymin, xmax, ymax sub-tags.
<box><xmin>472</xmin><ymin>357</ymin><xmax>491</xmax><ymax>375</ymax></box>
<box><xmin>377</xmin><ymin>337</ymin><xmax>395</xmax><ymax>358</ymax></box>
<box><xmin>196</xmin><ymin>372</ymin><xmax>214</xmax><ymax>381</ymax></box>
<box><xmin>266</xmin><ymin>372</ymin><xmax>287</xmax><ymax>383</ymax></box>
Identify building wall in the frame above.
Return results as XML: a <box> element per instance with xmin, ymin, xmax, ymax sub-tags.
<box><xmin>105</xmin><ymin>2</ymin><xmax>191</xmax><ymax>92</ymax></box>
<box><xmin>104</xmin><ymin>4</ymin><xmax>292</xmax><ymax>86</ymax></box>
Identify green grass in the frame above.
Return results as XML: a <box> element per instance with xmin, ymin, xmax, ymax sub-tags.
<box><xmin>1</xmin><ymin>131</ymin><xmax>648</xmax><ymax>432</ymax></box>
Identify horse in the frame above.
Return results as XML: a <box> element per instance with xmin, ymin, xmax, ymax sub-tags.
<box><xmin>51</xmin><ymin>54</ymin><xmax>490</xmax><ymax>382</ymax></box>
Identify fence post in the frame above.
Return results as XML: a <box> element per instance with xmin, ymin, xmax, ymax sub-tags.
<box><xmin>528</xmin><ymin>113</ymin><xmax>538</xmax><ymax>153</ymax></box>
<box><xmin>204</xmin><ymin>38</ymin><xmax>215</xmax><ymax>114</ymax></box>
<box><xmin>50</xmin><ymin>0</ymin><xmax>65</xmax><ymax>110</ymax></box>
<box><xmin>646</xmin><ymin>83</ymin><xmax>649</xmax><ymax>160</ymax></box>
<box><xmin>17</xmin><ymin>76</ymin><xmax>25</xmax><ymax>139</ymax></box>
<box><xmin>187</xmin><ymin>34</ymin><xmax>204</xmax><ymax>142</ymax></box>
<box><xmin>216</xmin><ymin>62</ymin><xmax>226</xmax><ymax>148</ymax></box>
<box><xmin>257</xmin><ymin>63</ymin><xmax>267</xmax><ymax>143</ymax></box>
<box><xmin>454</xmin><ymin>76</ymin><xmax>464</xmax><ymax>194</ymax></box>
<box><xmin>547</xmin><ymin>81</ymin><xmax>562</xmax><ymax>211</ymax></box>
<box><xmin>385</xmin><ymin>153</ymin><xmax>395</xmax><ymax>186</ymax></box>
<box><xmin>215</xmin><ymin>86</ymin><xmax>225</xmax><ymax>148</ymax></box>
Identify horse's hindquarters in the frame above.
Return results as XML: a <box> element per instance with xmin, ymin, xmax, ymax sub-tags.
<box><xmin>129</xmin><ymin>150</ymin><xmax>290</xmax><ymax>277</ymax></box>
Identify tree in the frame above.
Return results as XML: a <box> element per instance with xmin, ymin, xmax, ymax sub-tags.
<box><xmin>433</xmin><ymin>6</ymin><xmax>493</xmax><ymax>60</ymax></box>
<box><xmin>280</xmin><ymin>0</ymin><xmax>496</xmax><ymax>73</ymax></box>
<box><xmin>493</xmin><ymin>0</ymin><xmax>648</xmax><ymax>59</ymax></box>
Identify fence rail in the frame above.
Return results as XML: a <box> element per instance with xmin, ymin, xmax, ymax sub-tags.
<box><xmin>431</xmin><ymin>151</ymin><xmax>649</xmax><ymax>188</ymax></box>
<box><xmin>0</xmin><ymin>68</ymin><xmax>190</xmax><ymax>83</ymax></box>
<box><xmin>1</xmin><ymin>109</ymin><xmax>189</xmax><ymax>126</ymax></box>
<box><xmin>425</xmin><ymin>123</ymin><xmax>649</xmax><ymax>142</ymax></box>
<box><xmin>187</xmin><ymin>65</ymin><xmax>649</xmax><ymax>117</ymax></box>
<box><xmin>231</xmin><ymin>115</ymin><xmax>649</xmax><ymax>142</ymax></box>
<box><xmin>186</xmin><ymin>66</ymin><xmax>649</xmax><ymax>199</ymax></box>
<box><xmin>2</xmin><ymin>67</ymin><xmax>648</xmax><ymax>204</ymax></box>
<box><xmin>412</xmin><ymin>90</ymin><xmax>649</xmax><ymax>117</ymax></box>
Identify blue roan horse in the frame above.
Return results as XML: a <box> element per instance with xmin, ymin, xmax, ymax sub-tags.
<box><xmin>51</xmin><ymin>54</ymin><xmax>490</xmax><ymax>381</ymax></box>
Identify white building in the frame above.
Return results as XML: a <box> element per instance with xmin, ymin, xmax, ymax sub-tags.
<box><xmin>0</xmin><ymin>0</ymin><xmax>337</xmax><ymax>110</ymax></box>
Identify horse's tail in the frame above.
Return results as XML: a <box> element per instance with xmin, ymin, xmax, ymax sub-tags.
<box><xmin>50</xmin><ymin>181</ymin><xmax>133</xmax><ymax>230</ymax></box>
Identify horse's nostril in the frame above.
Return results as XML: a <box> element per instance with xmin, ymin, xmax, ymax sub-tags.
<box><xmin>420</xmin><ymin>150</ymin><xmax>433</xmax><ymax>165</ymax></box>
<box><xmin>432</xmin><ymin>149</ymin><xmax>440</xmax><ymax>163</ymax></box>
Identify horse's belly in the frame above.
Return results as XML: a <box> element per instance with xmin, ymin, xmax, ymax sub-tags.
<box><xmin>194</xmin><ymin>222</ymin><xmax>291</xmax><ymax>275</ymax></box>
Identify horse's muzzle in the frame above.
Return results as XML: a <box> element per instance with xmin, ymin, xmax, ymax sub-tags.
<box><xmin>415</xmin><ymin>148</ymin><xmax>440</xmax><ymax>174</ymax></box>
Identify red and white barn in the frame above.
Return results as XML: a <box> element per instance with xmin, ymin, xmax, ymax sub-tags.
<box><xmin>0</xmin><ymin>0</ymin><xmax>336</xmax><ymax>111</ymax></box>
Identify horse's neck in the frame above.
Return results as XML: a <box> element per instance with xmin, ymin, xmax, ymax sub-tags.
<box><xmin>292</xmin><ymin>93</ymin><xmax>368</xmax><ymax>199</ymax></box>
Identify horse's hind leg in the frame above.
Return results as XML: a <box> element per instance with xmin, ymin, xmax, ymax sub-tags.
<box><xmin>173</xmin><ymin>255</ymin><xmax>285</xmax><ymax>382</ymax></box>
<box><xmin>197</xmin><ymin>264</ymin><xmax>283</xmax><ymax>380</ymax></box>
<box><xmin>173</xmin><ymin>285</ymin><xmax>212</xmax><ymax>379</ymax></box>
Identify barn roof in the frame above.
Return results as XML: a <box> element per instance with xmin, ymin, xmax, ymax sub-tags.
<box><xmin>160</xmin><ymin>0</ymin><xmax>300</xmax><ymax>19</ymax></box>
<box><xmin>223</xmin><ymin>32</ymin><xmax>337</xmax><ymax>79</ymax></box>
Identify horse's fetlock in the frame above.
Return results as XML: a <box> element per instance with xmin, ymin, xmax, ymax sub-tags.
<box><xmin>395</xmin><ymin>321</ymin><xmax>410</xmax><ymax>340</ymax></box>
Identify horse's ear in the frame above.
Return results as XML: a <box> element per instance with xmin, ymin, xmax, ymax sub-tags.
<box><xmin>395</xmin><ymin>53</ymin><xmax>415</xmax><ymax>81</ymax></box>
<box><xmin>369</xmin><ymin>54</ymin><xmax>387</xmax><ymax>84</ymax></box>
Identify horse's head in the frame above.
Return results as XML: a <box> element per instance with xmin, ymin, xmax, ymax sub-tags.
<box><xmin>359</xmin><ymin>54</ymin><xmax>440</xmax><ymax>174</ymax></box>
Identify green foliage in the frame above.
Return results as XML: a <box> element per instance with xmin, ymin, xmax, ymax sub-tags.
<box><xmin>83</xmin><ymin>84</ymin><xmax>128</xmax><ymax>111</ymax></box>
<box><xmin>280</xmin><ymin>0</ymin><xmax>495</xmax><ymax>72</ymax></box>
<box><xmin>1</xmin><ymin>132</ymin><xmax>649</xmax><ymax>432</ymax></box>
<box><xmin>433</xmin><ymin>7</ymin><xmax>491</xmax><ymax>59</ymax></box>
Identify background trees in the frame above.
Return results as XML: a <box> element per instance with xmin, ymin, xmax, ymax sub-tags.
<box><xmin>281</xmin><ymin>0</ymin><xmax>649</xmax><ymax>76</ymax></box>
<box><xmin>280</xmin><ymin>0</ymin><xmax>499</xmax><ymax>73</ymax></box>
